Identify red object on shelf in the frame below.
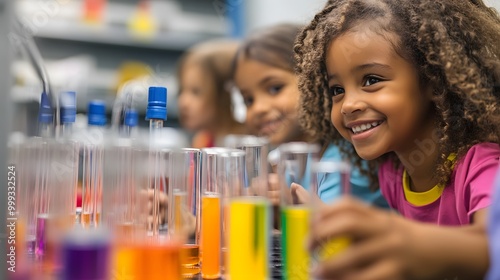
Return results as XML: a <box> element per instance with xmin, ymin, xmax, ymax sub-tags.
<box><xmin>83</xmin><ymin>0</ymin><xmax>106</xmax><ymax>23</ymax></box>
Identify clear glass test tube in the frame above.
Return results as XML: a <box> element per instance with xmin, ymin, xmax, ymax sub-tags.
<box><xmin>81</xmin><ymin>136</ymin><xmax>105</xmax><ymax>228</ymax></box>
<box><xmin>310</xmin><ymin>160</ymin><xmax>352</xmax><ymax>262</ymax></box>
<box><xmin>102</xmin><ymin>137</ymin><xmax>138</xmax><ymax>239</ymax></box>
<box><xmin>220</xmin><ymin>148</ymin><xmax>272</xmax><ymax>280</ymax></box>
<box><xmin>19</xmin><ymin>138</ymin><xmax>41</xmax><ymax>260</ymax></box>
<box><xmin>8</xmin><ymin>134</ymin><xmax>34</xmax><ymax>278</ymax></box>
<box><xmin>277</xmin><ymin>142</ymin><xmax>320</xmax><ymax>280</ymax></box>
<box><xmin>169</xmin><ymin>148</ymin><xmax>201</xmax><ymax>278</ymax></box>
<box><xmin>199</xmin><ymin>148</ymin><xmax>233</xmax><ymax>279</ymax></box>
<box><xmin>14</xmin><ymin>137</ymin><xmax>75</xmax><ymax>277</ymax></box>
<box><xmin>103</xmin><ymin>139</ymin><xmax>141</xmax><ymax>280</ymax></box>
<box><xmin>50</xmin><ymin>140</ymin><xmax>79</xmax><ymax>275</ymax></box>
<box><xmin>223</xmin><ymin>135</ymin><xmax>270</xmax><ymax>197</ymax></box>
<box><xmin>103</xmin><ymin>140</ymin><xmax>181</xmax><ymax>280</ymax></box>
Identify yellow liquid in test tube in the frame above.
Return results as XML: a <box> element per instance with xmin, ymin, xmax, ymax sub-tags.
<box><xmin>201</xmin><ymin>193</ymin><xmax>221</xmax><ymax>279</ymax></box>
<box><xmin>281</xmin><ymin>206</ymin><xmax>310</xmax><ymax>280</ymax></box>
<box><xmin>114</xmin><ymin>242</ymin><xmax>136</xmax><ymax>280</ymax></box>
<box><xmin>228</xmin><ymin>197</ymin><xmax>270</xmax><ymax>280</ymax></box>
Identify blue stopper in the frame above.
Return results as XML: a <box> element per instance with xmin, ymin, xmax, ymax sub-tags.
<box><xmin>87</xmin><ymin>100</ymin><xmax>107</xmax><ymax>126</ymax></box>
<box><xmin>38</xmin><ymin>92</ymin><xmax>53</xmax><ymax>124</ymax></box>
<box><xmin>145</xmin><ymin>86</ymin><xmax>167</xmax><ymax>121</ymax></box>
<box><xmin>60</xmin><ymin>91</ymin><xmax>76</xmax><ymax>124</ymax></box>
<box><xmin>124</xmin><ymin>109</ymin><xmax>139</xmax><ymax>127</ymax></box>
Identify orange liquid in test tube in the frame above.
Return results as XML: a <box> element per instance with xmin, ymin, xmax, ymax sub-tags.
<box><xmin>201</xmin><ymin>193</ymin><xmax>221</xmax><ymax>278</ymax></box>
<box><xmin>135</xmin><ymin>242</ymin><xmax>182</xmax><ymax>280</ymax></box>
<box><xmin>181</xmin><ymin>244</ymin><xmax>200</xmax><ymax>276</ymax></box>
<box><xmin>115</xmin><ymin>240</ymin><xmax>182</xmax><ymax>280</ymax></box>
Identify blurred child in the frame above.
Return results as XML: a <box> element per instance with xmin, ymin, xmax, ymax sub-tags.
<box><xmin>232</xmin><ymin>23</ymin><xmax>387</xmax><ymax>207</ymax></box>
<box><xmin>295</xmin><ymin>0</ymin><xmax>500</xmax><ymax>278</ymax></box>
<box><xmin>177</xmin><ymin>40</ymin><xmax>247</xmax><ymax>148</ymax></box>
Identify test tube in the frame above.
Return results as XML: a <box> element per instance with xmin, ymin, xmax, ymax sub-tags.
<box><xmin>168</xmin><ymin>148</ymin><xmax>201</xmax><ymax>278</ymax></box>
<box><xmin>223</xmin><ymin>135</ymin><xmax>270</xmax><ymax>197</ymax></box>
<box><xmin>225</xmin><ymin>135</ymin><xmax>273</xmax><ymax>229</ymax></box>
<box><xmin>139</xmin><ymin>145</ymin><xmax>181</xmax><ymax>280</ymax></box>
<box><xmin>18</xmin><ymin>138</ymin><xmax>41</xmax><ymax>259</ymax></box>
<box><xmin>48</xmin><ymin>140</ymin><xmax>79</xmax><ymax>275</ymax></box>
<box><xmin>146</xmin><ymin>87</ymin><xmax>168</xmax><ymax>236</ymax></box>
<box><xmin>277</xmin><ymin>142</ymin><xmax>320</xmax><ymax>280</ymax></box>
<box><xmin>8</xmin><ymin>133</ymin><xmax>33</xmax><ymax>278</ymax></box>
<box><xmin>102</xmin><ymin>140</ymin><xmax>181</xmax><ymax>280</ymax></box>
<box><xmin>101</xmin><ymin>136</ymin><xmax>138</xmax><ymax>238</ymax></box>
<box><xmin>221</xmin><ymin>147</ymin><xmax>272</xmax><ymax>280</ymax></box>
<box><xmin>103</xmin><ymin>140</ymin><xmax>145</xmax><ymax>279</ymax></box>
<box><xmin>81</xmin><ymin>101</ymin><xmax>107</xmax><ymax>228</ymax></box>
<box><xmin>199</xmin><ymin>148</ymin><xmax>231</xmax><ymax>279</ymax></box>
<box><xmin>310</xmin><ymin>160</ymin><xmax>352</xmax><ymax>262</ymax></box>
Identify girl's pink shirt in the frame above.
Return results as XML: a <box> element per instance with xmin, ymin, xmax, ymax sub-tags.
<box><xmin>379</xmin><ymin>143</ymin><xmax>500</xmax><ymax>225</ymax></box>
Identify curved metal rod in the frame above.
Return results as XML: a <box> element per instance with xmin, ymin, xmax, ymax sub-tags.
<box><xmin>12</xmin><ymin>18</ymin><xmax>60</xmax><ymax>136</ymax></box>
<box><xmin>111</xmin><ymin>81</ymin><xmax>135</xmax><ymax>131</ymax></box>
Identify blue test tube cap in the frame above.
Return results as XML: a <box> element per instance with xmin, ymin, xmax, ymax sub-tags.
<box><xmin>87</xmin><ymin>100</ymin><xmax>107</xmax><ymax>126</ymax></box>
<box><xmin>38</xmin><ymin>92</ymin><xmax>53</xmax><ymax>124</ymax></box>
<box><xmin>145</xmin><ymin>86</ymin><xmax>167</xmax><ymax>121</ymax></box>
<box><xmin>124</xmin><ymin>108</ymin><xmax>139</xmax><ymax>127</ymax></box>
<box><xmin>60</xmin><ymin>91</ymin><xmax>76</xmax><ymax>124</ymax></box>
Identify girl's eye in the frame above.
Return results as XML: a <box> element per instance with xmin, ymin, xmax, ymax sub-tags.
<box><xmin>243</xmin><ymin>96</ymin><xmax>254</xmax><ymax>107</ymax></box>
<box><xmin>364</xmin><ymin>76</ymin><xmax>382</xmax><ymax>86</ymax></box>
<box><xmin>328</xmin><ymin>86</ymin><xmax>345</xmax><ymax>97</ymax></box>
<box><xmin>192</xmin><ymin>88</ymin><xmax>202</xmax><ymax>96</ymax></box>
<box><xmin>268</xmin><ymin>85</ymin><xmax>283</xmax><ymax>95</ymax></box>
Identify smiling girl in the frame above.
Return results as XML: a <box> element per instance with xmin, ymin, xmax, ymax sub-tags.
<box><xmin>232</xmin><ymin>23</ymin><xmax>388</xmax><ymax>207</ymax></box>
<box><xmin>295</xmin><ymin>0</ymin><xmax>500</xmax><ymax>278</ymax></box>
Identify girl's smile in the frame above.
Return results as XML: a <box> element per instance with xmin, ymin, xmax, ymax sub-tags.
<box><xmin>259</xmin><ymin>115</ymin><xmax>285</xmax><ymax>136</ymax></box>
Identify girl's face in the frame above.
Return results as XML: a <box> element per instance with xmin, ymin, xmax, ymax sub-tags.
<box><xmin>234</xmin><ymin>57</ymin><xmax>305</xmax><ymax>145</ymax></box>
<box><xmin>178</xmin><ymin>62</ymin><xmax>217</xmax><ymax>131</ymax></box>
<box><xmin>326</xmin><ymin>29</ymin><xmax>434</xmax><ymax>160</ymax></box>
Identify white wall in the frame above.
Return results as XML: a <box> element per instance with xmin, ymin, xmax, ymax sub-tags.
<box><xmin>485</xmin><ymin>0</ymin><xmax>500</xmax><ymax>12</ymax></box>
<box><xmin>245</xmin><ymin>0</ymin><xmax>327</xmax><ymax>33</ymax></box>
<box><xmin>245</xmin><ymin>0</ymin><xmax>500</xmax><ymax>34</ymax></box>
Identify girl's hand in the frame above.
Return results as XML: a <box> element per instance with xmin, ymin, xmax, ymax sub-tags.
<box><xmin>310</xmin><ymin>197</ymin><xmax>414</xmax><ymax>280</ymax></box>
<box><xmin>290</xmin><ymin>182</ymin><xmax>310</xmax><ymax>204</ymax></box>
<box><xmin>146</xmin><ymin>189</ymin><xmax>168</xmax><ymax>226</ymax></box>
<box><xmin>268</xmin><ymin>173</ymin><xmax>280</xmax><ymax>205</ymax></box>
<box><xmin>290</xmin><ymin>183</ymin><xmax>323</xmax><ymax>206</ymax></box>
<box><xmin>145</xmin><ymin>189</ymin><xmax>196</xmax><ymax>235</ymax></box>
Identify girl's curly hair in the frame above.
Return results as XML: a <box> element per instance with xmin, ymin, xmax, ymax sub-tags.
<box><xmin>294</xmin><ymin>0</ymin><xmax>500</xmax><ymax>189</ymax></box>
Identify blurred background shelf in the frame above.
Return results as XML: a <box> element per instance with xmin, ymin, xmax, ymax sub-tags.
<box><xmin>33</xmin><ymin>20</ymin><xmax>225</xmax><ymax>51</ymax></box>
<box><xmin>12</xmin><ymin>0</ymin><xmax>232</xmax><ymax>136</ymax></box>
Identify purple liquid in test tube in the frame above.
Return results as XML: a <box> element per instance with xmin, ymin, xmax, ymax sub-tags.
<box><xmin>35</xmin><ymin>213</ymin><xmax>48</xmax><ymax>257</ymax></box>
<box><xmin>61</xmin><ymin>227</ymin><xmax>111</xmax><ymax>280</ymax></box>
